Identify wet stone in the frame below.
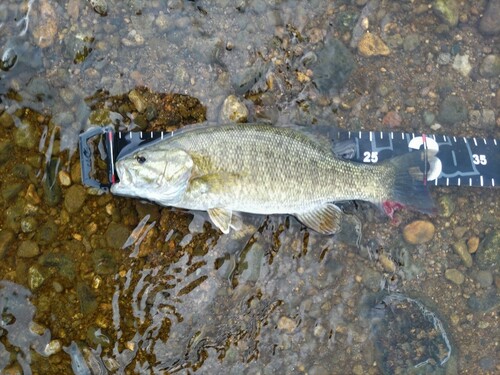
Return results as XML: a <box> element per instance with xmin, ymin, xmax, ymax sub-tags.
<box><xmin>2</xmin><ymin>183</ymin><xmax>23</xmax><ymax>201</ymax></box>
<box><xmin>445</xmin><ymin>268</ymin><xmax>464</xmax><ymax>285</ymax></box>
<box><xmin>437</xmin><ymin>95</ymin><xmax>468</xmax><ymax>125</ymax></box>
<box><xmin>91</xmin><ymin>249</ymin><xmax>117</xmax><ymax>276</ymax></box>
<box><xmin>382</xmin><ymin>111</ymin><xmax>401</xmax><ymax>128</ymax></box>
<box><xmin>479</xmin><ymin>356</ymin><xmax>497</xmax><ymax>372</ymax></box>
<box><xmin>476</xmin><ymin>230</ymin><xmax>500</xmax><ymax>269</ymax></box>
<box><xmin>277</xmin><ymin>316</ymin><xmax>297</xmax><ymax>333</ymax></box>
<box><xmin>64</xmin><ymin>185</ymin><xmax>87</xmax><ymax>214</ymax></box>
<box><xmin>0</xmin><ymin>111</ymin><xmax>15</xmax><ymax>128</ymax></box>
<box><xmin>14</xmin><ymin>122</ymin><xmax>39</xmax><ymax>150</ymax></box>
<box><xmin>58</xmin><ymin>170</ymin><xmax>71</xmax><ymax>187</ymax></box>
<box><xmin>88</xmin><ymin>0</ymin><xmax>108</xmax><ymax>16</ymax></box>
<box><xmin>479</xmin><ymin>55</ymin><xmax>500</xmax><ymax>78</ymax></box>
<box><xmin>17</xmin><ymin>240</ymin><xmax>40</xmax><ymax>258</ymax></box>
<box><xmin>43</xmin><ymin>159</ymin><xmax>62</xmax><ymax>207</ymax></box>
<box><xmin>105</xmin><ymin>222</ymin><xmax>130</xmax><ymax>249</ymax></box>
<box><xmin>479</xmin><ymin>0</ymin><xmax>500</xmax><ymax>35</ymax></box>
<box><xmin>35</xmin><ymin>220</ymin><xmax>58</xmax><ymax>245</ymax></box>
<box><xmin>402</xmin><ymin>220</ymin><xmax>435</xmax><ymax>245</ymax></box>
<box><xmin>481</xmin><ymin>109</ymin><xmax>495</xmax><ymax>128</ymax></box>
<box><xmin>312</xmin><ymin>38</ymin><xmax>356</xmax><ymax>93</ymax></box>
<box><xmin>358</xmin><ymin>33</ymin><xmax>390</xmax><ymax>57</ymax></box>
<box><xmin>438</xmin><ymin>195</ymin><xmax>455</xmax><ymax>217</ymax></box>
<box><xmin>220</xmin><ymin>95</ymin><xmax>248</xmax><ymax>123</ymax></box>
<box><xmin>467</xmin><ymin>236</ymin><xmax>480</xmax><ymax>253</ymax></box>
<box><xmin>77</xmin><ymin>282</ymin><xmax>98</xmax><ymax>316</ymax></box>
<box><xmin>21</xmin><ymin>217</ymin><xmax>38</xmax><ymax>233</ymax></box>
<box><xmin>39</xmin><ymin>253</ymin><xmax>76</xmax><ymax>280</ymax></box>
<box><xmin>31</xmin><ymin>0</ymin><xmax>59</xmax><ymax>48</ymax></box>
<box><xmin>28</xmin><ymin>266</ymin><xmax>45</xmax><ymax>290</ymax></box>
<box><xmin>433</xmin><ymin>0</ymin><xmax>459</xmax><ymax>27</ymax></box>
<box><xmin>402</xmin><ymin>33</ymin><xmax>420</xmax><ymax>52</ymax></box>
<box><xmin>467</xmin><ymin>289</ymin><xmax>500</xmax><ymax>312</ymax></box>
<box><xmin>474</xmin><ymin>270</ymin><xmax>493</xmax><ymax>288</ymax></box>
<box><xmin>128</xmin><ymin>89</ymin><xmax>147</xmax><ymax>113</ymax></box>
<box><xmin>86</xmin><ymin>326</ymin><xmax>111</xmax><ymax>347</ymax></box>
<box><xmin>0</xmin><ymin>140</ymin><xmax>13</xmax><ymax>165</ymax></box>
<box><xmin>469</xmin><ymin>110</ymin><xmax>481</xmax><ymax>127</ymax></box>
<box><xmin>437</xmin><ymin>52</ymin><xmax>451</xmax><ymax>65</ymax></box>
<box><xmin>452</xmin><ymin>241</ymin><xmax>472</xmax><ymax>267</ymax></box>
<box><xmin>0</xmin><ymin>229</ymin><xmax>15</xmax><ymax>258</ymax></box>
<box><xmin>452</xmin><ymin>54</ymin><xmax>472</xmax><ymax>77</ymax></box>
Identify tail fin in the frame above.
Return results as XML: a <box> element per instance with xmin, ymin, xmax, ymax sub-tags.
<box><xmin>383</xmin><ymin>150</ymin><xmax>437</xmax><ymax>217</ymax></box>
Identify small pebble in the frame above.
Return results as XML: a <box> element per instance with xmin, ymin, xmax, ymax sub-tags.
<box><xmin>437</xmin><ymin>53</ymin><xmax>451</xmax><ymax>65</ymax></box>
<box><xmin>277</xmin><ymin>316</ymin><xmax>297</xmax><ymax>332</ymax></box>
<box><xmin>403</xmin><ymin>220</ymin><xmax>435</xmax><ymax>245</ymax></box>
<box><xmin>382</xmin><ymin>111</ymin><xmax>402</xmax><ymax>127</ymax></box>
<box><xmin>64</xmin><ymin>185</ymin><xmax>87</xmax><ymax>214</ymax></box>
<box><xmin>445</xmin><ymin>268</ymin><xmax>465</xmax><ymax>285</ymax></box>
<box><xmin>358</xmin><ymin>33</ymin><xmax>390</xmax><ymax>57</ymax></box>
<box><xmin>452</xmin><ymin>241</ymin><xmax>473</xmax><ymax>267</ymax></box>
<box><xmin>58</xmin><ymin>170</ymin><xmax>72</xmax><ymax>186</ymax></box>
<box><xmin>17</xmin><ymin>240</ymin><xmax>40</xmax><ymax>258</ymax></box>
<box><xmin>452</xmin><ymin>54</ymin><xmax>472</xmax><ymax>77</ymax></box>
<box><xmin>433</xmin><ymin>0</ymin><xmax>459</xmax><ymax>27</ymax></box>
<box><xmin>467</xmin><ymin>236</ymin><xmax>479</xmax><ymax>253</ymax></box>
<box><xmin>474</xmin><ymin>270</ymin><xmax>493</xmax><ymax>288</ymax></box>
<box><xmin>479</xmin><ymin>55</ymin><xmax>500</xmax><ymax>78</ymax></box>
<box><xmin>220</xmin><ymin>95</ymin><xmax>248</xmax><ymax>123</ymax></box>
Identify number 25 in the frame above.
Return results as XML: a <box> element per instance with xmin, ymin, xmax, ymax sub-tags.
<box><xmin>363</xmin><ymin>151</ymin><xmax>378</xmax><ymax>163</ymax></box>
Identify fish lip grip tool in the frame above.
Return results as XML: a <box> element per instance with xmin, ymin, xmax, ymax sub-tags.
<box><xmin>79</xmin><ymin>126</ymin><xmax>499</xmax><ymax>191</ymax></box>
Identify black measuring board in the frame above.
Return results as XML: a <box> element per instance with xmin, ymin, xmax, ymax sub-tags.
<box><xmin>79</xmin><ymin>126</ymin><xmax>499</xmax><ymax>191</ymax></box>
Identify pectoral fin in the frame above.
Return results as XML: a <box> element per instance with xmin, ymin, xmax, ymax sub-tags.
<box><xmin>295</xmin><ymin>203</ymin><xmax>343</xmax><ymax>235</ymax></box>
<box><xmin>208</xmin><ymin>208</ymin><xmax>233</xmax><ymax>234</ymax></box>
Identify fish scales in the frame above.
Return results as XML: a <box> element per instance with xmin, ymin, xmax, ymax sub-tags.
<box><xmin>153</xmin><ymin>124</ymin><xmax>386</xmax><ymax>213</ymax></box>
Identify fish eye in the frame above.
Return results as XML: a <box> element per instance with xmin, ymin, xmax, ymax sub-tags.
<box><xmin>136</xmin><ymin>155</ymin><xmax>146</xmax><ymax>164</ymax></box>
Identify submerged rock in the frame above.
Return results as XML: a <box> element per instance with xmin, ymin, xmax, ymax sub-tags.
<box><xmin>77</xmin><ymin>282</ymin><xmax>98</xmax><ymax>316</ymax></box>
<box><xmin>357</xmin><ymin>33</ymin><xmax>390</xmax><ymax>57</ymax></box>
<box><xmin>433</xmin><ymin>0</ymin><xmax>459</xmax><ymax>27</ymax></box>
<box><xmin>31</xmin><ymin>0</ymin><xmax>59</xmax><ymax>48</ymax></box>
<box><xmin>0</xmin><ymin>230</ymin><xmax>15</xmax><ymax>258</ymax></box>
<box><xmin>445</xmin><ymin>268</ymin><xmax>465</xmax><ymax>285</ymax></box>
<box><xmin>479</xmin><ymin>0</ymin><xmax>500</xmax><ymax>35</ymax></box>
<box><xmin>403</xmin><ymin>220</ymin><xmax>435</xmax><ymax>244</ymax></box>
<box><xmin>64</xmin><ymin>185</ymin><xmax>87</xmax><ymax>214</ymax></box>
<box><xmin>43</xmin><ymin>159</ymin><xmax>62</xmax><ymax>207</ymax></box>
<box><xmin>476</xmin><ymin>230</ymin><xmax>500</xmax><ymax>269</ymax></box>
<box><xmin>437</xmin><ymin>95</ymin><xmax>468</xmax><ymax>125</ymax></box>
<box><xmin>479</xmin><ymin>55</ymin><xmax>500</xmax><ymax>78</ymax></box>
<box><xmin>17</xmin><ymin>240</ymin><xmax>40</xmax><ymax>258</ymax></box>
<box><xmin>311</xmin><ymin>38</ymin><xmax>356</xmax><ymax>93</ymax></box>
<box><xmin>220</xmin><ymin>95</ymin><xmax>248</xmax><ymax>123</ymax></box>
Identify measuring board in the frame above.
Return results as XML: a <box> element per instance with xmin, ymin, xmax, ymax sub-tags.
<box><xmin>79</xmin><ymin>125</ymin><xmax>499</xmax><ymax>192</ymax></box>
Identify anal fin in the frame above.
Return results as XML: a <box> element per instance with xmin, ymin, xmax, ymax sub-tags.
<box><xmin>208</xmin><ymin>208</ymin><xmax>232</xmax><ymax>234</ymax></box>
<box><xmin>295</xmin><ymin>203</ymin><xmax>343</xmax><ymax>235</ymax></box>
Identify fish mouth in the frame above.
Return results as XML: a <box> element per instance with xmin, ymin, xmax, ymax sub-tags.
<box><xmin>111</xmin><ymin>163</ymin><xmax>131</xmax><ymax>194</ymax></box>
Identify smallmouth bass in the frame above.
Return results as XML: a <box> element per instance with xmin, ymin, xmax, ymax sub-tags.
<box><xmin>111</xmin><ymin>123</ymin><xmax>435</xmax><ymax>234</ymax></box>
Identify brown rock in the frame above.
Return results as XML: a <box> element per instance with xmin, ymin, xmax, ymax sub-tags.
<box><xmin>382</xmin><ymin>111</ymin><xmax>402</xmax><ymax>127</ymax></box>
<box><xmin>467</xmin><ymin>236</ymin><xmax>480</xmax><ymax>253</ymax></box>
<box><xmin>403</xmin><ymin>220</ymin><xmax>435</xmax><ymax>244</ymax></box>
<box><xmin>452</xmin><ymin>241</ymin><xmax>473</xmax><ymax>268</ymax></box>
<box><xmin>358</xmin><ymin>33</ymin><xmax>390</xmax><ymax>57</ymax></box>
<box><xmin>31</xmin><ymin>0</ymin><xmax>58</xmax><ymax>48</ymax></box>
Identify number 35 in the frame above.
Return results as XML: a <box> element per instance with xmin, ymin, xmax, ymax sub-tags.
<box><xmin>472</xmin><ymin>154</ymin><xmax>487</xmax><ymax>165</ymax></box>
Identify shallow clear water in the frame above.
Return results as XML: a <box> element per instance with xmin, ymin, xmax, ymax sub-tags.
<box><xmin>0</xmin><ymin>0</ymin><xmax>498</xmax><ymax>374</ymax></box>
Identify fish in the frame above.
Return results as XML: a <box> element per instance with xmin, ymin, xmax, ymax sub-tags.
<box><xmin>110</xmin><ymin>123</ymin><xmax>435</xmax><ymax>234</ymax></box>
